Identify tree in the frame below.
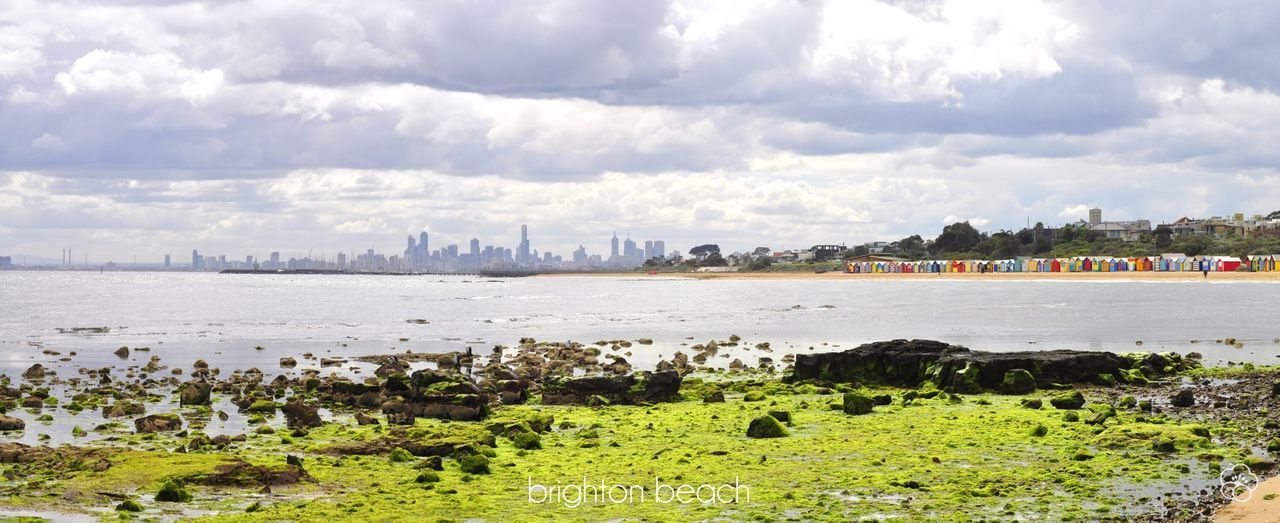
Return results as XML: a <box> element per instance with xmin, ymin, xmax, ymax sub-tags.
<box><xmin>688</xmin><ymin>244</ymin><xmax>721</xmax><ymax>259</ymax></box>
<box><xmin>751</xmin><ymin>247</ymin><xmax>771</xmax><ymax>257</ymax></box>
<box><xmin>1268</xmin><ymin>210</ymin><xmax>1280</xmax><ymax>220</ymax></box>
<box><xmin>1153</xmin><ymin>225</ymin><xmax>1173</xmax><ymax>249</ymax></box>
<box><xmin>703</xmin><ymin>252</ymin><xmax>728</xmax><ymax>266</ymax></box>
<box><xmin>747</xmin><ymin>257</ymin><xmax>773</xmax><ymax>271</ymax></box>
<box><xmin>931</xmin><ymin>222</ymin><xmax>983</xmax><ymax>255</ymax></box>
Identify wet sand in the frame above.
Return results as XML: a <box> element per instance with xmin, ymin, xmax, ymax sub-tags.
<box><xmin>1215</xmin><ymin>476</ymin><xmax>1280</xmax><ymax>523</ymax></box>
<box><xmin>545</xmin><ymin>271</ymin><xmax>1280</xmax><ymax>281</ymax></box>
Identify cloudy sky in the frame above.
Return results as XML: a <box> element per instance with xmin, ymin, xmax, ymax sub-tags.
<box><xmin>3</xmin><ymin>0</ymin><xmax>1279</xmax><ymax>263</ymax></box>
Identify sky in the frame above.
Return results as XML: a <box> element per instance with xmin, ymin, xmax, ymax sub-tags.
<box><xmin>3</xmin><ymin>0</ymin><xmax>1280</xmax><ymax>263</ymax></box>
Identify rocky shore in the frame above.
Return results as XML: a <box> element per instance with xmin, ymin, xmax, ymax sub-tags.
<box><xmin>0</xmin><ymin>338</ymin><xmax>1276</xmax><ymax>521</ymax></box>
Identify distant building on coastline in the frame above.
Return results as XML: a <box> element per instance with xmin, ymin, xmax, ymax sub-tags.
<box><xmin>0</xmin><ymin>256</ymin><xmax>11</xmax><ymax>268</ymax></box>
<box><xmin>1083</xmin><ymin>208</ymin><xmax>1151</xmax><ymax>241</ymax></box>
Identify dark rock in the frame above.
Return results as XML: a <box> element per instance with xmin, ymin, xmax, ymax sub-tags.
<box><xmin>22</xmin><ymin>364</ymin><xmax>45</xmax><ymax>380</ymax></box>
<box><xmin>1171</xmin><ymin>389</ymin><xmax>1195</xmax><ymax>408</ymax></box>
<box><xmin>767</xmin><ymin>410</ymin><xmax>792</xmax><ymax>423</ymax></box>
<box><xmin>746</xmin><ymin>415</ymin><xmax>788</xmax><ymax>438</ymax></box>
<box><xmin>420</xmin><ymin>456</ymin><xmax>444</xmax><ymax>470</ymax></box>
<box><xmin>1049</xmin><ymin>391</ymin><xmax>1085</xmax><ymax>410</ymax></box>
<box><xmin>135</xmin><ymin>414</ymin><xmax>183</xmax><ymax>433</ymax></box>
<box><xmin>0</xmin><ymin>416</ymin><xmax>24</xmax><ymax>431</ymax></box>
<box><xmin>178</xmin><ymin>382</ymin><xmax>212</xmax><ymax>406</ymax></box>
<box><xmin>540</xmin><ymin>371</ymin><xmax>681</xmax><ymax>406</ymax></box>
<box><xmin>281</xmin><ymin>400</ymin><xmax>323</xmax><ymax>428</ymax></box>
<box><xmin>1019</xmin><ymin>398</ymin><xmax>1042</xmax><ymax>409</ymax></box>
<box><xmin>703</xmin><ymin>390</ymin><xmax>725</xmax><ymax>403</ymax></box>
<box><xmin>279</xmin><ymin>357</ymin><xmax>297</xmax><ymax>368</ymax></box>
<box><xmin>787</xmin><ymin>339</ymin><xmax>1142</xmax><ymax>390</ymax></box>
<box><xmin>355</xmin><ymin>412</ymin><xmax>379</xmax><ymax>425</ymax></box>
<box><xmin>114</xmin><ymin>346</ymin><xmax>129</xmax><ymax>358</ymax></box>
<box><xmin>842</xmin><ymin>393</ymin><xmax>874</xmax><ymax>415</ymax></box>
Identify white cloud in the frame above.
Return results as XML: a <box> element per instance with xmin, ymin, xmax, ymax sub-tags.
<box><xmin>1</xmin><ymin>0</ymin><xmax>1279</xmax><ymax>261</ymax></box>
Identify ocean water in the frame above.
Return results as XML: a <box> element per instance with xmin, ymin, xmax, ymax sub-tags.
<box><xmin>1</xmin><ymin>271</ymin><xmax>1278</xmax><ymax>380</ymax></box>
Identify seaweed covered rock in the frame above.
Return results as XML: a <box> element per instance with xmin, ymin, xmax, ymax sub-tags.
<box><xmin>842</xmin><ymin>393</ymin><xmax>875</xmax><ymax>415</ymax></box>
<box><xmin>746</xmin><ymin>415</ymin><xmax>788</xmax><ymax>438</ymax></box>
<box><xmin>1050</xmin><ymin>391</ymin><xmax>1086</xmax><ymax>410</ymax></box>
<box><xmin>379</xmin><ymin>370</ymin><xmax>493</xmax><ymax>424</ymax></box>
<box><xmin>1001</xmin><ymin>369</ymin><xmax>1037</xmax><ymax>395</ymax></box>
<box><xmin>540</xmin><ymin>370</ymin><xmax>681</xmax><ymax>406</ymax></box>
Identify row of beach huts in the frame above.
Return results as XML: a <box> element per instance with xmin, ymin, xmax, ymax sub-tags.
<box><xmin>846</xmin><ymin>255</ymin><xmax>1280</xmax><ymax>274</ymax></box>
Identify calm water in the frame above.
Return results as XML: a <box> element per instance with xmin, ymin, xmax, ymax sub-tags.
<box><xmin>1</xmin><ymin>271</ymin><xmax>1278</xmax><ymax>379</ymax></box>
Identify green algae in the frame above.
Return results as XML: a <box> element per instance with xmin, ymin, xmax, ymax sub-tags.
<box><xmin>1</xmin><ymin>376</ymin><xmax>1265</xmax><ymax>522</ymax></box>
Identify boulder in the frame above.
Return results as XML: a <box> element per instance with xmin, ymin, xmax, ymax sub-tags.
<box><xmin>354</xmin><ymin>412</ymin><xmax>379</xmax><ymax>425</ymax></box>
<box><xmin>135</xmin><ymin>414</ymin><xmax>183</xmax><ymax>433</ymax></box>
<box><xmin>114</xmin><ymin>346</ymin><xmax>129</xmax><ymax>358</ymax></box>
<box><xmin>703</xmin><ymin>390</ymin><xmax>726</xmax><ymax>403</ymax></box>
<box><xmin>279</xmin><ymin>357</ymin><xmax>297</xmax><ymax>368</ymax></box>
<box><xmin>282</xmin><ymin>400</ymin><xmax>323</xmax><ymax>428</ymax></box>
<box><xmin>746</xmin><ymin>415</ymin><xmax>788</xmax><ymax>438</ymax></box>
<box><xmin>0</xmin><ymin>416</ymin><xmax>24</xmax><ymax>431</ymax></box>
<box><xmin>1049</xmin><ymin>391</ymin><xmax>1086</xmax><ymax>410</ymax></box>
<box><xmin>1171</xmin><ymin>388</ymin><xmax>1195</xmax><ymax>408</ymax></box>
<box><xmin>178</xmin><ymin>382</ymin><xmax>212</xmax><ymax>406</ymax></box>
<box><xmin>1000</xmin><ymin>369</ymin><xmax>1037</xmax><ymax>395</ymax></box>
<box><xmin>842</xmin><ymin>393</ymin><xmax>875</xmax><ymax>415</ymax></box>
<box><xmin>22</xmin><ymin>364</ymin><xmax>45</xmax><ymax>380</ymax></box>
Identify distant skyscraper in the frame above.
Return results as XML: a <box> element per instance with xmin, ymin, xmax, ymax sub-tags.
<box><xmin>270</xmin><ymin>252</ymin><xmax>280</xmax><ymax>269</ymax></box>
<box><xmin>191</xmin><ymin>249</ymin><xmax>201</xmax><ymax>270</ymax></box>
<box><xmin>644</xmin><ymin>240</ymin><xmax>653</xmax><ymax>260</ymax></box>
<box><xmin>623</xmin><ymin>236</ymin><xmax>638</xmax><ymax>259</ymax></box>
<box><xmin>517</xmin><ymin>224</ymin><xmax>530</xmax><ymax>266</ymax></box>
<box><xmin>610</xmin><ymin>232</ymin><xmax>619</xmax><ymax>259</ymax></box>
<box><xmin>164</xmin><ymin>254</ymin><xmax>171</xmax><ymax>268</ymax></box>
<box><xmin>652</xmin><ymin>240</ymin><xmax>665</xmax><ymax>258</ymax></box>
<box><xmin>470</xmin><ymin>238</ymin><xmax>480</xmax><ymax>258</ymax></box>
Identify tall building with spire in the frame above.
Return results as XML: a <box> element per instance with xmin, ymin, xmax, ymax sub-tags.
<box><xmin>517</xmin><ymin>224</ymin><xmax>530</xmax><ymax>266</ymax></box>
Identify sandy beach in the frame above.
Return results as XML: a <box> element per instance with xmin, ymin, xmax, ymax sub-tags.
<box><xmin>1215</xmin><ymin>476</ymin><xmax>1280</xmax><ymax>523</ymax></box>
<box><xmin>544</xmin><ymin>270</ymin><xmax>1280</xmax><ymax>282</ymax></box>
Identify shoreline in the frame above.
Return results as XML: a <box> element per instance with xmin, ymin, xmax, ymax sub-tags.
<box><xmin>540</xmin><ymin>271</ymin><xmax>1280</xmax><ymax>281</ymax></box>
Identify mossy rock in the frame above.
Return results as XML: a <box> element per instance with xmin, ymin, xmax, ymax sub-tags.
<box><xmin>766</xmin><ymin>410</ymin><xmax>792</xmax><ymax>423</ymax></box>
<box><xmin>512</xmin><ymin>432</ymin><xmax>541</xmax><ymax>450</ymax></box>
<box><xmin>841</xmin><ymin>393</ymin><xmax>874</xmax><ymax>415</ymax></box>
<box><xmin>1096</xmin><ymin>373</ymin><xmax>1117</xmax><ymax>386</ymax></box>
<box><xmin>742</xmin><ymin>391</ymin><xmax>767</xmax><ymax>402</ymax></box>
<box><xmin>1001</xmin><ymin>369</ymin><xmax>1036</xmax><ymax>395</ymax></box>
<box><xmin>1266</xmin><ymin>439</ymin><xmax>1280</xmax><ymax>453</ymax></box>
<box><xmin>415</xmin><ymin>471</ymin><xmax>441</xmax><ymax>483</ymax></box>
<box><xmin>1063</xmin><ymin>412</ymin><xmax>1080</xmax><ymax>422</ymax></box>
<box><xmin>246</xmin><ymin>400</ymin><xmax>278</xmax><ymax>413</ymax></box>
<box><xmin>1019</xmin><ymin>398</ymin><xmax>1042</xmax><ymax>410</ymax></box>
<box><xmin>1117</xmin><ymin>396</ymin><xmax>1137</xmax><ymax>409</ymax></box>
<box><xmin>1030</xmin><ymin>424</ymin><xmax>1048</xmax><ymax>437</ymax></box>
<box><xmin>115</xmin><ymin>499</ymin><xmax>144</xmax><ymax>512</ymax></box>
<box><xmin>388</xmin><ymin>447</ymin><xmax>414</xmax><ymax>463</ymax></box>
<box><xmin>1151</xmin><ymin>438</ymin><xmax>1177</xmax><ymax>453</ymax></box>
<box><xmin>155</xmin><ymin>480</ymin><xmax>192</xmax><ymax>502</ymax></box>
<box><xmin>1049</xmin><ymin>391</ymin><xmax>1085</xmax><ymax>410</ymax></box>
<box><xmin>1119</xmin><ymin>368</ymin><xmax>1149</xmax><ymax>386</ymax></box>
<box><xmin>746</xmin><ymin>415</ymin><xmax>788</xmax><ymax>439</ymax></box>
<box><xmin>459</xmin><ymin>454</ymin><xmax>490</xmax><ymax>474</ymax></box>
